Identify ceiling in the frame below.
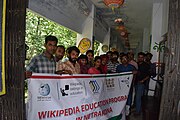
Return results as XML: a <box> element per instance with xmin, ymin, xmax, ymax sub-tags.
<box><xmin>28</xmin><ymin>0</ymin><xmax>154</xmax><ymax>50</ymax></box>
<box><xmin>91</xmin><ymin>0</ymin><xmax>153</xmax><ymax>49</ymax></box>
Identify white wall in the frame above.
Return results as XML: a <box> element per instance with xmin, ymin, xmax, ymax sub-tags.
<box><xmin>76</xmin><ymin>5</ymin><xmax>95</xmax><ymax>49</ymax></box>
<box><xmin>149</xmin><ymin>0</ymin><xmax>170</xmax><ymax>96</ymax></box>
<box><xmin>151</xmin><ymin>2</ymin><xmax>163</xmax><ymax>62</ymax></box>
<box><xmin>142</xmin><ymin>28</ymin><xmax>150</xmax><ymax>52</ymax></box>
<box><xmin>161</xmin><ymin>0</ymin><xmax>169</xmax><ymax>35</ymax></box>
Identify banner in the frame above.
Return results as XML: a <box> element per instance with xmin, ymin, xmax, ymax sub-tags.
<box><xmin>0</xmin><ymin>0</ymin><xmax>6</xmax><ymax>96</ymax></box>
<box><xmin>27</xmin><ymin>72</ymin><xmax>133</xmax><ymax>120</ymax></box>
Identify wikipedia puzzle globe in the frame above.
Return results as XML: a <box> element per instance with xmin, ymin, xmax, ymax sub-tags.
<box><xmin>39</xmin><ymin>84</ymin><xmax>50</xmax><ymax>96</ymax></box>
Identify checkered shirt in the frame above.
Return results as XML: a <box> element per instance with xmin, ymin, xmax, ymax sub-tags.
<box><xmin>26</xmin><ymin>53</ymin><xmax>56</xmax><ymax>73</ymax></box>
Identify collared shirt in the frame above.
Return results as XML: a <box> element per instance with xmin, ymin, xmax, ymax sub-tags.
<box><xmin>107</xmin><ymin>61</ymin><xmax>119</xmax><ymax>73</ymax></box>
<box><xmin>57</xmin><ymin>61</ymin><xmax>80</xmax><ymax>74</ymax></box>
<box><xmin>129</xmin><ymin>60</ymin><xmax>138</xmax><ymax>70</ymax></box>
<box><xmin>26</xmin><ymin>53</ymin><xmax>56</xmax><ymax>73</ymax></box>
<box><xmin>116</xmin><ymin>64</ymin><xmax>135</xmax><ymax>73</ymax></box>
<box><xmin>136</xmin><ymin>62</ymin><xmax>150</xmax><ymax>82</ymax></box>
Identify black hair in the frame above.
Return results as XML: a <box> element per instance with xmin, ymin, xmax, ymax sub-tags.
<box><xmin>67</xmin><ymin>46</ymin><xmax>80</xmax><ymax>54</ymax></box>
<box><xmin>106</xmin><ymin>51</ymin><xmax>112</xmax><ymax>55</ymax></box>
<box><xmin>146</xmin><ymin>52</ymin><xmax>153</xmax><ymax>58</ymax></box>
<box><xmin>86</xmin><ymin>50</ymin><xmax>94</xmax><ymax>56</ymax></box>
<box><xmin>120</xmin><ymin>54</ymin><xmax>128</xmax><ymax>60</ymax></box>
<box><xmin>112</xmin><ymin>51</ymin><xmax>119</xmax><ymax>57</ymax></box>
<box><xmin>45</xmin><ymin>35</ymin><xmax>58</xmax><ymax>44</ymax></box>
<box><xmin>78</xmin><ymin>54</ymin><xmax>88</xmax><ymax>61</ymax></box>
<box><xmin>138</xmin><ymin>52</ymin><xmax>145</xmax><ymax>56</ymax></box>
<box><xmin>94</xmin><ymin>56</ymin><xmax>101</xmax><ymax>62</ymax></box>
<box><xmin>127</xmin><ymin>52</ymin><xmax>134</xmax><ymax>56</ymax></box>
<box><xmin>57</xmin><ymin>45</ymin><xmax>65</xmax><ymax>51</ymax></box>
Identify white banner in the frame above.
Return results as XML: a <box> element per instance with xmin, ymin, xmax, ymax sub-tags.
<box><xmin>27</xmin><ymin>72</ymin><xmax>133</xmax><ymax>120</ymax></box>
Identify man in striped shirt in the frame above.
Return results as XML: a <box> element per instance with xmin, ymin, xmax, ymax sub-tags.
<box><xmin>107</xmin><ymin>51</ymin><xmax>119</xmax><ymax>73</ymax></box>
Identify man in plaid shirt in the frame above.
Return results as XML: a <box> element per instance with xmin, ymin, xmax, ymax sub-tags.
<box><xmin>25</xmin><ymin>35</ymin><xmax>58</xmax><ymax>78</ymax></box>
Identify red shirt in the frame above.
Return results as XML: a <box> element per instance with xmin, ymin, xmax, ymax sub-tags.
<box><xmin>88</xmin><ymin>67</ymin><xmax>101</xmax><ymax>74</ymax></box>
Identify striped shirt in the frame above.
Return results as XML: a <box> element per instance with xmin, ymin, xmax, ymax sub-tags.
<box><xmin>107</xmin><ymin>61</ymin><xmax>119</xmax><ymax>73</ymax></box>
<box><xmin>26</xmin><ymin>53</ymin><xmax>56</xmax><ymax>73</ymax></box>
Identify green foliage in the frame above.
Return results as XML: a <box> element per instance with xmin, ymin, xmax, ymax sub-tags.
<box><xmin>25</xmin><ymin>11</ymin><xmax>76</xmax><ymax>63</ymax></box>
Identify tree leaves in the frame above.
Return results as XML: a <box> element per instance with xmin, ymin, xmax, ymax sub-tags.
<box><xmin>25</xmin><ymin>11</ymin><xmax>76</xmax><ymax>63</ymax></box>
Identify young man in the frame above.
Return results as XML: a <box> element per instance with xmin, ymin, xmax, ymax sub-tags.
<box><xmin>116</xmin><ymin>54</ymin><xmax>136</xmax><ymax>116</ymax></box>
<box><xmin>55</xmin><ymin>45</ymin><xmax>65</xmax><ymax>63</ymax></box>
<box><xmin>56</xmin><ymin>46</ymin><xmax>80</xmax><ymax>74</ymax></box>
<box><xmin>134</xmin><ymin>52</ymin><xmax>150</xmax><ymax>115</ymax></box>
<box><xmin>107</xmin><ymin>51</ymin><xmax>119</xmax><ymax>73</ymax></box>
<box><xmin>25</xmin><ymin>35</ymin><xmax>58</xmax><ymax>78</ymax></box>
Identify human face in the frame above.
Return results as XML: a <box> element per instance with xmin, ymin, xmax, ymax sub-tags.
<box><xmin>146</xmin><ymin>54</ymin><xmax>152</xmax><ymax>61</ymax></box>
<box><xmin>87</xmin><ymin>53</ymin><xmax>93</xmax><ymax>62</ymax></box>
<box><xmin>107</xmin><ymin>53</ymin><xmax>112</xmax><ymax>60</ymax></box>
<box><xmin>55</xmin><ymin>47</ymin><xmax>65</xmax><ymax>60</ymax></box>
<box><xmin>44</xmin><ymin>41</ymin><xmax>57</xmax><ymax>55</ymax></box>
<box><xmin>112</xmin><ymin>54</ymin><xmax>118</xmax><ymax>61</ymax></box>
<box><xmin>138</xmin><ymin>55</ymin><xmax>144</xmax><ymax>63</ymax></box>
<box><xmin>69</xmin><ymin>50</ymin><xmax>79</xmax><ymax>63</ymax></box>
<box><xmin>95</xmin><ymin>59</ymin><xmax>101</xmax><ymax>68</ymax></box>
<box><xmin>101</xmin><ymin>58</ymin><xmax>107</xmax><ymax>65</ymax></box>
<box><xmin>128</xmin><ymin>53</ymin><xmax>134</xmax><ymax>60</ymax></box>
<box><xmin>79</xmin><ymin>58</ymin><xmax>87</xmax><ymax>65</ymax></box>
<box><xmin>121</xmin><ymin>56</ymin><xmax>128</xmax><ymax>65</ymax></box>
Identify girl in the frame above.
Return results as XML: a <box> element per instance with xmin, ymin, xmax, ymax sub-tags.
<box><xmin>88</xmin><ymin>56</ymin><xmax>102</xmax><ymax>74</ymax></box>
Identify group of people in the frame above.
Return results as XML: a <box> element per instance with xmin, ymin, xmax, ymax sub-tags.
<box><xmin>25</xmin><ymin>35</ymin><xmax>156</xmax><ymax>117</ymax></box>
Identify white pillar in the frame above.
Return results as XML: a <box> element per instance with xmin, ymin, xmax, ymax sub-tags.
<box><xmin>76</xmin><ymin>5</ymin><xmax>95</xmax><ymax>50</ymax></box>
<box><xmin>149</xmin><ymin>1</ymin><xmax>163</xmax><ymax>96</ymax></box>
<box><xmin>142</xmin><ymin>28</ymin><xmax>150</xmax><ymax>52</ymax></box>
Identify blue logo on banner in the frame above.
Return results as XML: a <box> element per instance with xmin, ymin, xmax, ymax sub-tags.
<box><xmin>89</xmin><ymin>80</ymin><xmax>100</xmax><ymax>93</ymax></box>
<box><xmin>39</xmin><ymin>84</ymin><xmax>50</xmax><ymax>96</ymax></box>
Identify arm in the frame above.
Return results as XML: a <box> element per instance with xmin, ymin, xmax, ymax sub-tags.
<box><xmin>139</xmin><ymin>76</ymin><xmax>150</xmax><ymax>83</ymax></box>
<box><xmin>25</xmin><ymin>57</ymin><xmax>37</xmax><ymax>78</ymax></box>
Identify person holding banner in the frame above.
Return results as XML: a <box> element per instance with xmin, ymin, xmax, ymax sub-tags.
<box><xmin>25</xmin><ymin>35</ymin><xmax>58</xmax><ymax>78</ymax></box>
<box><xmin>88</xmin><ymin>56</ymin><xmax>102</xmax><ymax>74</ymax></box>
<box><xmin>116</xmin><ymin>54</ymin><xmax>136</xmax><ymax>117</ymax></box>
<box><xmin>56</xmin><ymin>46</ymin><xmax>80</xmax><ymax>74</ymax></box>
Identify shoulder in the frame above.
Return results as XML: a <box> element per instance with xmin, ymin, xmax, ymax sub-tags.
<box><xmin>117</xmin><ymin>64</ymin><xmax>123</xmax><ymax>68</ymax></box>
<box><xmin>32</xmin><ymin>53</ymin><xmax>44</xmax><ymax>60</ymax></box>
<box><xmin>128</xmin><ymin>64</ymin><xmax>134</xmax><ymax>67</ymax></box>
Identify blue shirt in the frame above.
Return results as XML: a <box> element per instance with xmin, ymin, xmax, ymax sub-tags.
<box><xmin>116</xmin><ymin>64</ymin><xmax>135</xmax><ymax>73</ymax></box>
